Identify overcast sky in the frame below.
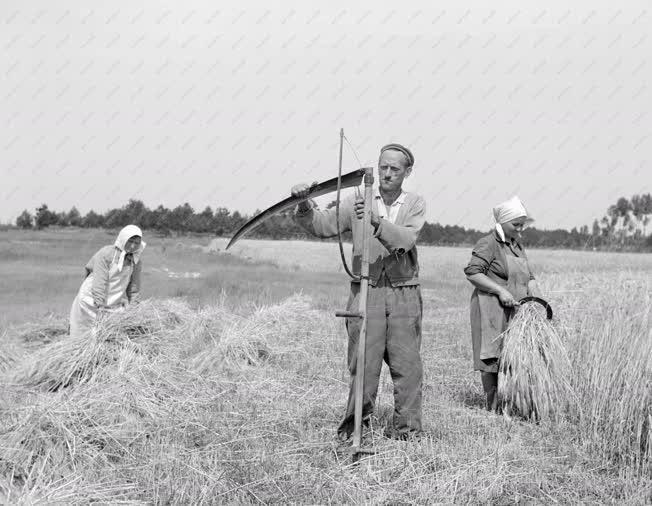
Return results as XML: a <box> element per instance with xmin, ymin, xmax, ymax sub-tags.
<box><xmin>1</xmin><ymin>0</ymin><xmax>650</xmax><ymax>231</ymax></box>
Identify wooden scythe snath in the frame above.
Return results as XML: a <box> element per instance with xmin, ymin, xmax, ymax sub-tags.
<box><xmin>334</xmin><ymin>165</ymin><xmax>375</xmax><ymax>461</ymax></box>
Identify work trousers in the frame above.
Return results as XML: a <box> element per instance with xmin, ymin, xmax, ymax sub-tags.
<box><xmin>337</xmin><ymin>275</ymin><xmax>423</xmax><ymax>438</ymax></box>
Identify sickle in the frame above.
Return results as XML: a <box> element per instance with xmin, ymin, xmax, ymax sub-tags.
<box><xmin>518</xmin><ymin>296</ymin><xmax>554</xmax><ymax>320</ymax></box>
<box><xmin>226</xmin><ymin>168</ymin><xmax>366</xmax><ymax>250</ymax></box>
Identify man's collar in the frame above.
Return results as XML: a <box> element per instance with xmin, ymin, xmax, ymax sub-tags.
<box><xmin>374</xmin><ymin>187</ymin><xmax>407</xmax><ymax>205</ymax></box>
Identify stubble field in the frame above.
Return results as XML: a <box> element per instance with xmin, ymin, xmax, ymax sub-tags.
<box><xmin>0</xmin><ymin>228</ymin><xmax>650</xmax><ymax>504</ymax></box>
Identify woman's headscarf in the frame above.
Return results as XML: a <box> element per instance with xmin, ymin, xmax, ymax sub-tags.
<box><xmin>492</xmin><ymin>196</ymin><xmax>534</xmax><ymax>242</ymax></box>
<box><xmin>113</xmin><ymin>225</ymin><xmax>146</xmax><ymax>272</ymax></box>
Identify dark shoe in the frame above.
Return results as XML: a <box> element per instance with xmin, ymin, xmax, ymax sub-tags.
<box><xmin>336</xmin><ymin>431</ymin><xmax>352</xmax><ymax>443</ymax></box>
<box><xmin>337</xmin><ymin>417</ymin><xmax>370</xmax><ymax>443</ymax></box>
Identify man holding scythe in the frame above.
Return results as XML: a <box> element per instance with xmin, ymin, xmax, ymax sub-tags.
<box><xmin>291</xmin><ymin>144</ymin><xmax>427</xmax><ymax>441</ymax></box>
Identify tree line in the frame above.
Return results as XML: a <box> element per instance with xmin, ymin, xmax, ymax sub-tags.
<box><xmin>13</xmin><ymin>194</ymin><xmax>652</xmax><ymax>251</ymax></box>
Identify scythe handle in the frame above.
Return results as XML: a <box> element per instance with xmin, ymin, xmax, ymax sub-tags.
<box><xmin>351</xmin><ymin>166</ymin><xmax>374</xmax><ymax>454</ymax></box>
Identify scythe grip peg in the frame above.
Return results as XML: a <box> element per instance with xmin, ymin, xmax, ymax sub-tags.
<box><xmin>335</xmin><ymin>311</ymin><xmax>363</xmax><ymax>318</ymax></box>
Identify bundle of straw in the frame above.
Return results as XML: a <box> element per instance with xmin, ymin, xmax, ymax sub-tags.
<box><xmin>0</xmin><ymin>330</ymin><xmax>24</xmax><ymax>373</ymax></box>
<box><xmin>8</xmin><ymin>299</ymin><xmax>197</xmax><ymax>391</ymax></box>
<box><xmin>191</xmin><ymin>294</ymin><xmax>314</xmax><ymax>373</ymax></box>
<box><xmin>498</xmin><ymin>302</ymin><xmax>572</xmax><ymax>422</ymax></box>
<box><xmin>0</xmin><ymin>345</ymin><xmax>19</xmax><ymax>373</ymax></box>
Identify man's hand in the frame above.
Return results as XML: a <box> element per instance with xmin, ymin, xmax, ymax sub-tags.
<box><xmin>497</xmin><ymin>288</ymin><xmax>520</xmax><ymax>308</ymax></box>
<box><xmin>354</xmin><ymin>196</ymin><xmax>380</xmax><ymax>229</ymax></box>
<box><xmin>291</xmin><ymin>181</ymin><xmax>319</xmax><ymax>200</ymax></box>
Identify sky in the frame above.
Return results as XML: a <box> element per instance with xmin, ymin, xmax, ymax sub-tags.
<box><xmin>1</xmin><ymin>0</ymin><xmax>650</xmax><ymax>231</ymax></box>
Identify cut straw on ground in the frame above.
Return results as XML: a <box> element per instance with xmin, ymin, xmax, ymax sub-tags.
<box><xmin>1</xmin><ymin>279</ymin><xmax>650</xmax><ymax>503</ymax></box>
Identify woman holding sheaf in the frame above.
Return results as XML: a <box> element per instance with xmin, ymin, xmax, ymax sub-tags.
<box><xmin>464</xmin><ymin>196</ymin><xmax>541</xmax><ymax>412</ymax></box>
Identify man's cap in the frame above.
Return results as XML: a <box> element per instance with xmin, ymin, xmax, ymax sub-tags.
<box><xmin>380</xmin><ymin>143</ymin><xmax>415</xmax><ymax>168</ymax></box>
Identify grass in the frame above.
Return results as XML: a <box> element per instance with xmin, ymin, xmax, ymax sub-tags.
<box><xmin>0</xmin><ymin>230</ymin><xmax>350</xmax><ymax>330</ymax></box>
<box><xmin>569</xmin><ymin>279</ymin><xmax>652</xmax><ymax>476</ymax></box>
<box><xmin>0</xmin><ymin>228</ymin><xmax>651</xmax><ymax>503</ymax></box>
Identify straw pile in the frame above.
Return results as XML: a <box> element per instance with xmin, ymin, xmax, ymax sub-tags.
<box><xmin>498</xmin><ymin>302</ymin><xmax>572</xmax><ymax>422</ymax></box>
<box><xmin>0</xmin><ymin>341</ymin><xmax>21</xmax><ymax>373</ymax></box>
<box><xmin>0</xmin><ymin>295</ymin><xmax>340</xmax><ymax>504</ymax></box>
<box><xmin>7</xmin><ymin>300</ymin><xmax>200</xmax><ymax>391</ymax></box>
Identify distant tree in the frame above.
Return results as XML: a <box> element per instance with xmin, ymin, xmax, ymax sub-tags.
<box><xmin>67</xmin><ymin>206</ymin><xmax>83</xmax><ymax>227</ymax></box>
<box><xmin>151</xmin><ymin>205</ymin><xmax>171</xmax><ymax>234</ymax></box>
<box><xmin>82</xmin><ymin>210</ymin><xmax>105</xmax><ymax>228</ymax></box>
<box><xmin>104</xmin><ymin>208</ymin><xmax>130</xmax><ymax>228</ymax></box>
<box><xmin>191</xmin><ymin>206</ymin><xmax>214</xmax><ymax>233</ymax></box>
<box><xmin>168</xmin><ymin>203</ymin><xmax>195</xmax><ymax>231</ymax></box>
<box><xmin>230</xmin><ymin>210</ymin><xmax>246</xmax><ymax>231</ymax></box>
<box><xmin>20</xmin><ymin>194</ymin><xmax>650</xmax><ymax>250</ymax></box>
<box><xmin>123</xmin><ymin>199</ymin><xmax>148</xmax><ymax>225</ymax></box>
<box><xmin>55</xmin><ymin>212</ymin><xmax>69</xmax><ymax>227</ymax></box>
<box><xmin>213</xmin><ymin>207</ymin><xmax>231</xmax><ymax>235</ymax></box>
<box><xmin>631</xmin><ymin>193</ymin><xmax>652</xmax><ymax>236</ymax></box>
<box><xmin>16</xmin><ymin>210</ymin><xmax>33</xmax><ymax>229</ymax></box>
<box><xmin>611</xmin><ymin>197</ymin><xmax>633</xmax><ymax>246</ymax></box>
<box><xmin>34</xmin><ymin>204</ymin><xmax>58</xmax><ymax>229</ymax></box>
<box><xmin>101</xmin><ymin>199</ymin><xmax>149</xmax><ymax>229</ymax></box>
<box><xmin>139</xmin><ymin>207</ymin><xmax>158</xmax><ymax>230</ymax></box>
<box><xmin>592</xmin><ymin>219</ymin><xmax>601</xmax><ymax>237</ymax></box>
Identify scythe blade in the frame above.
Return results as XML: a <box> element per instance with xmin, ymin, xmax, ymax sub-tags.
<box><xmin>226</xmin><ymin>168</ymin><xmax>365</xmax><ymax>250</ymax></box>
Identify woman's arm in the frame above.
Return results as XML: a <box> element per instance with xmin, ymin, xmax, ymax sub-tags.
<box><xmin>91</xmin><ymin>249</ymin><xmax>111</xmax><ymax>308</ymax></box>
<box><xmin>126</xmin><ymin>260</ymin><xmax>142</xmax><ymax>304</ymax></box>
<box><xmin>466</xmin><ymin>273</ymin><xmax>519</xmax><ymax>307</ymax></box>
<box><xmin>464</xmin><ymin>236</ymin><xmax>519</xmax><ymax>307</ymax></box>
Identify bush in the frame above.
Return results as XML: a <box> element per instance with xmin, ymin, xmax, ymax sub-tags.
<box><xmin>15</xmin><ymin>210</ymin><xmax>33</xmax><ymax>229</ymax></box>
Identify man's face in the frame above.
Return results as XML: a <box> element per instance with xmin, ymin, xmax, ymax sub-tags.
<box><xmin>377</xmin><ymin>150</ymin><xmax>412</xmax><ymax>192</ymax></box>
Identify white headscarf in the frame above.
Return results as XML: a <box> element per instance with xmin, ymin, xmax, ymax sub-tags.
<box><xmin>492</xmin><ymin>196</ymin><xmax>534</xmax><ymax>242</ymax></box>
<box><xmin>113</xmin><ymin>225</ymin><xmax>146</xmax><ymax>272</ymax></box>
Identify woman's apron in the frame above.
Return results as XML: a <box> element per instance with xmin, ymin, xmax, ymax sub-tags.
<box><xmin>69</xmin><ymin>261</ymin><xmax>133</xmax><ymax>339</ymax></box>
<box><xmin>470</xmin><ymin>248</ymin><xmax>531</xmax><ymax>372</ymax></box>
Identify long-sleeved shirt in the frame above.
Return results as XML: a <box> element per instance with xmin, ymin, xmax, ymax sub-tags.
<box><xmin>84</xmin><ymin>245</ymin><xmax>142</xmax><ymax>306</ymax></box>
<box><xmin>295</xmin><ymin>191</ymin><xmax>426</xmax><ymax>286</ymax></box>
<box><xmin>463</xmin><ymin>231</ymin><xmax>535</xmax><ymax>283</ymax></box>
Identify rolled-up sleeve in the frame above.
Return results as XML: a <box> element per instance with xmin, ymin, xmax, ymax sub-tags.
<box><xmin>463</xmin><ymin>236</ymin><xmax>495</xmax><ymax>276</ymax></box>
<box><xmin>294</xmin><ymin>196</ymin><xmax>353</xmax><ymax>238</ymax></box>
<box><xmin>374</xmin><ymin>196</ymin><xmax>426</xmax><ymax>254</ymax></box>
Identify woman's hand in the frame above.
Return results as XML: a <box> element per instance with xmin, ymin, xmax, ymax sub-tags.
<box><xmin>497</xmin><ymin>288</ymin><xmax>520</xmax><ymax>308</ymax></box>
